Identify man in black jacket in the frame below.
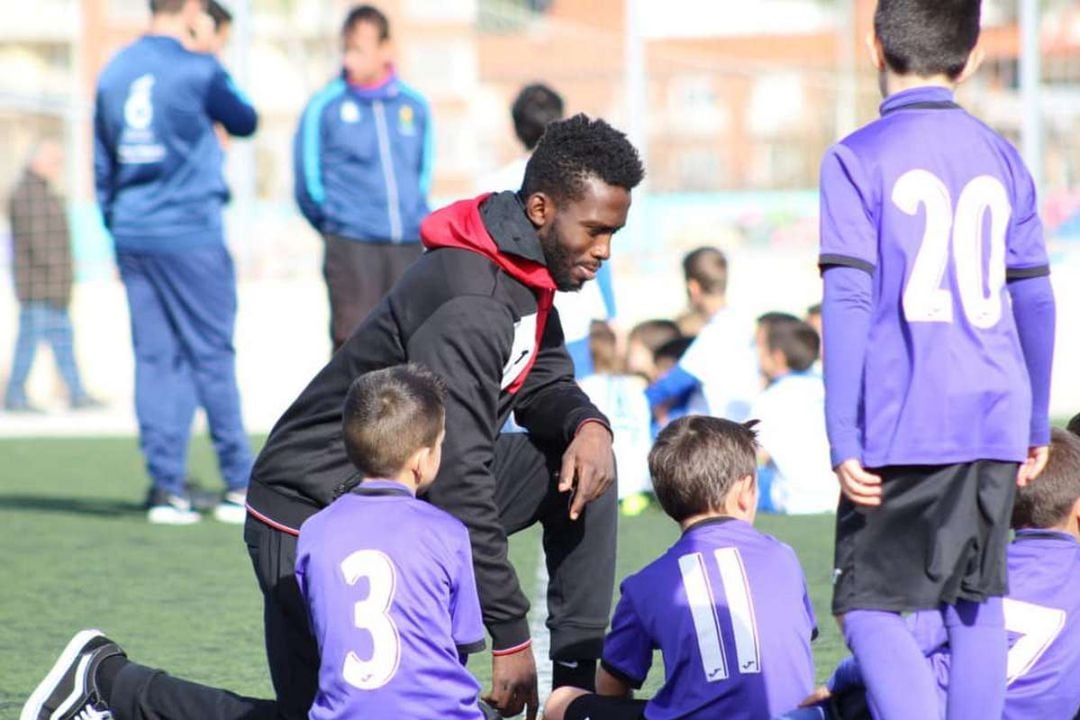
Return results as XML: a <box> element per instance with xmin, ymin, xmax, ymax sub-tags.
<box><xmin>21</xmin><ymin>114</ymin><xmax>642</xmax><ymax>720</ymax></box>
<box><xmin>246</xmin><ymin>113</ymin><xmax>642</xmax><ymax>720</ymax></box>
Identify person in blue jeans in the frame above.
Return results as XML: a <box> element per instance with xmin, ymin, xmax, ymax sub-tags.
<box><xmin>5</xmin><ymin>139</ymin><xmax>100</xmax><ymax>413</ymax></box>
<box><xmin>94</xmin><ymin>0</ymin><xmax>257</xmax><ymax>525</ymax></box>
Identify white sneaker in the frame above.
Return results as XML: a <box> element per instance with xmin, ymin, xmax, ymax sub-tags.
<box><xmin>147</xmin><ymin>493</ymin><xmax>201</xmax><ymax>525</ymax></box>
<box><xmin>212</xmin><ymin>490</ymin><xmax>247</xmax><ymax>524</ymax></box>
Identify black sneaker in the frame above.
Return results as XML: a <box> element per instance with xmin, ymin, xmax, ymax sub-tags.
<box><xmin>21</xmin><ymin>629</ymin><xmax>124</xmax><ymax>720</ymax></box>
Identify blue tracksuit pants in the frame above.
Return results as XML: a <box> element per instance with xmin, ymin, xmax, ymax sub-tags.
<box><xmin>117</xmin><ymin>245</ymin><xmax>252</xmax><ymax>495</ymax></box>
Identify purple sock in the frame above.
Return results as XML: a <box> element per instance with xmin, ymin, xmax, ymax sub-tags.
<box><xmin>843</xmin><ymin>610</ymin><xmax>941</xmax><ymax>720</ymax></box>
<box><xmin>943</xmin><ymin>598</ymin><xmax>1006</xmax><ymax>720</ymax></box>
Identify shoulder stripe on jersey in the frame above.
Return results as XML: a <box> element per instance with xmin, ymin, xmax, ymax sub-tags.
<box><xmin>396</xmin><ymin>81</ymin><xmax>435</xmax><ymax>197</ymax></box>
<box><xmin>600</xmin><ymin>658</ymin><xmax>645</xmax><ymax>690</ymax></box>
<box><xmin>456</xmin><ymin>639</ymin><xmax>486</xmax><ymax>655</ymax></box>
<box><xmin>302</xmin><ymin>79</ymin><xmax>347</xmax><ymax>205</ymax></box>
<box><xmin>819</xmin><ymin>254</ymin><xmax>875</xmax><ymax>275</ymax></box>
<box><xmin>1006</xmin><ymin>264</ymin><xmax>1051</xmax><ymax>281</ymax></box>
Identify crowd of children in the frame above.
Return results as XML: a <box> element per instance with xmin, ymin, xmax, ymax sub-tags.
<box><xmin>579</xmin><ymin>245</ymin><xmax>837</xmax><ymax>518</ymax></box>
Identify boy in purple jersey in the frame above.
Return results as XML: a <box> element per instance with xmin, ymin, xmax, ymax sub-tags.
<box><xmin>21</xmin><ymin>364</ymin><xmax>489</xmax><ymax>720</ymax></box>
<box><xmin>296</xmin><ymin>364</ymin><xmax>488</xmax><ymax>719</ymax></box>
<box><xmin>792</xmin><ymin>426</ymin><xmax>1080</xmax><ymax>720</ymax></box>
<box><xmin>819</xmin><ymin>2</ymin><xmax>1056</xmax><ymax>719</ymax></box>
<box><xmin>543</xmin><ymin>416</ymin><xmax>817</xmax><ymax>720</ymax></box>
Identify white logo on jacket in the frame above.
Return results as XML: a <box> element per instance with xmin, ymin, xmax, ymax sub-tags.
<box><xmin>340</xmin><ymin>101</ymin><xmax>361</xmax><ymax>123</ymax></box>
<box><xmin>501</xmin><ymin>313</ymin><xmax>538</xmax><ymax>390</ymax></box>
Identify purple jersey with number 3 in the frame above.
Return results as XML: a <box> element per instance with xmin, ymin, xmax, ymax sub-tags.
<box><xmin>296</xmin><ymin>480</ymin><xmax>486</xmax><ymax>720</ymax></box>
<box><xmin>910</xmin><ymin>530</ymin><xmax>1080</xmax><ymax>718</ymax></box>
<box><xmin>819</xmin><ymin>86</ymin><xmax>1049</xmax><ymax>467</ymax></box>
<box><xmin>602</xmin><ymin>518</ymin><xmax>816</xmax><ymax>720</ymax></box>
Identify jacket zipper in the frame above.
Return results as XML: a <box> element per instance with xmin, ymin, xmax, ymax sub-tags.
<box><xmin>372</xmin><ymin>100</ymin><xmax>403</xmax><ymax>242</ymax></box>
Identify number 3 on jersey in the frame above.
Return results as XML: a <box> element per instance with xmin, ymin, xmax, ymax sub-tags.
<box><xmin>893</xmin><ymin>170</ymin><xmax>1010</xmax><ymax>329</ymax></box>
<box><xmin>679</xmin><ymin>547</ymin><xmax>761</xmax><ymax>682</ymax></box>
<box><xmin>340</xmin><ymin>549</ymin><xmax>401</xmax><ymax>690</ymax></box>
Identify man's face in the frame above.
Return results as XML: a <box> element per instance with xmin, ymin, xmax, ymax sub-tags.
<box><xmin>343</xmin><ymin>21</ymin><xmax>390</xmax><ymax>86</ymax></box>
<box><xmin>533</xmin><ymin>177</ymin><xmax>631</xmax><ymax>293</ymax></box>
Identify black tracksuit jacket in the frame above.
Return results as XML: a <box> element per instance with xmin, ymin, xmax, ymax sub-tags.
<box><xmin>246</xmin><ymin>191</ymin><xmax>609</xmax><ymax>650</ymax></box>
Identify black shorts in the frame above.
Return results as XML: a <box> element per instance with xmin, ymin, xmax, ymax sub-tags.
<box><xmin>565</xmin><ymin>695</ymin><xmax>648</xmax><ymax>720</ymax></box>
<box><xmin>832</xmin><ymin>461</ymin><xmax>1017</xmax><ymax>615</ymax></box>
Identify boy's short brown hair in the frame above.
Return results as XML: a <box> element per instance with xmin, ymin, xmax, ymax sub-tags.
<box><xmin>682</xmin><ymin>247</ymin><xmax>728</xmax><ymax>296</ymax></box>
<box><xmin>343</xmin><ymin>364</ymin><xmax>446</xmax><ymax>479</ymax></box>
<box><xmin>1013</xmin><ymin>427</ymin><xmax>1080</xmax><ymax>529</ymax></box>
<box><xmin>649</xmin><ymin>416</ymin><xmax>758</xmax><ymax>522</ymax></box>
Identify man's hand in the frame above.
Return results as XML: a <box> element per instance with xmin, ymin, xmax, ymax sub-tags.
<box><xmin>798</xmin><ymin>686</ymin><xmax>833</xmax><ymax>707</ymax></box>
<box><xmin>1017</xmin><ymin>445</ymin><xmax>1050</xmax><ymax>487</ymax></box>
<box><xmin>835</xmin><ymin>459</ymin><xmax>883</xmax><ymax>507</ymax></box>
<box><xmin>560</xmin><ymin>422</ymin><xmax>615</xmax><ymax>520</ymax></box>
<box><xmin>484</xmin><ymin>647</ymin><xmax>538</xmax><ymax>719</ymax></box>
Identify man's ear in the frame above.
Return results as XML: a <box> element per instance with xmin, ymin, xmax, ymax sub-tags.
<box><xmin>865</xmin><ymin>31</ymin><xmax>886</xmax><ymax>72</ymax></box>
<box><xmin>524</xmin><ymin>192</ymin><xmax>556</xmax><ymax>228</ymax></box>
<box><xmin>955</xmin><ymin>46</ymin><xmax>985</xmax><ymax>85</ymax></box>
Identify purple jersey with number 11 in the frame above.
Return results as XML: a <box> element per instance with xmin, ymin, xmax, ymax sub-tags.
<box><xmin>601</xmin><ymin>518</ymin><xmax>816</xmax><ymax>720</ymax></box>
<box><xmin>819</xmin><ymin>86</ymin><xmax>1050</xmax><ymax>467</ymax></box>
<box><xmin>296</xmin><ymin>480</ymin><xmax>486</xmax><ymax>720</ymax></box>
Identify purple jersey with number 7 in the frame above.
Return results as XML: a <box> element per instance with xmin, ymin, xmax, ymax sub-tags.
<box><xmin>296</xmin><ymin>480</ymin><xmax>486</xmax><ymax>720</ymax></box>
<box><xmin>819</xmin><ymin>86</ymin><xmax>1051</xmax><ymax>468</ymax></box>
<box><xmin>601</xmin><ymin>518</ymin><xmax>816</xmax><ymax>720</ymax></box>
<box><xmin>907</xmin><ymin>530</ymin><xmax>1080</xmax><ymax>717</ymax></box>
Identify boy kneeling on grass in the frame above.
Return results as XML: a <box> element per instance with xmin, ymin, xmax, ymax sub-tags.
<box><xmin>544</xmin><ymin>416</ymin><xmax>818</xmax><ymax>720</ymax></box>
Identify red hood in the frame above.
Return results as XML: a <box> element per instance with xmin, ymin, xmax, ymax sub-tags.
<box><xmin>420</xmin><ymin>194</ymin><xmax>556</xmax><ymax>292</ymax></box>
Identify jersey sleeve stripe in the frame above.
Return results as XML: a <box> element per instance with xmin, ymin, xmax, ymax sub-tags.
<box><xmin>456</xmin><ymin>639</ymin><xmax>486</xmax><ymax>655</ymax></box>
<box><xmin>819</xmin><ymin>253</ymin><xmax>876</xmax><ymax>275</ymax></box>
<box><xmin>1006</xmin><ymin>264</ymin><xmax>1051</xmax><ymax>280</ymax></box>
<box><xmin>600</xmin><ymin>658</ymin><xmax>645</xmax><ymax>689</ymax></box>
<box><xmin>301</xmin><ymin>79</ymin><xmax>347</xmax><ymax>206</ymax></box>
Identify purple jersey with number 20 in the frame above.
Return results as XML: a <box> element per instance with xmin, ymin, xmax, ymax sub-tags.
<box><xmin>602</xmin><ymin>518</ymin><xmax>816</xmax><ymax>720</ymax></box>
<box><xmin>296</xmin><ymin>480</ymin><xmax>486</xmax><ymax>720</ymax></box>
<box><xmin>819</xmin><ymin>86</ymin><xmax>1050</xmax><ymax>467</ymax></box>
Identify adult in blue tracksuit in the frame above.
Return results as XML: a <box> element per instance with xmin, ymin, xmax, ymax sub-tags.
<box><xmin>293</xmin><ymin>4</ymin><xmax>433</xmax><ymax>350</ymax></box>
<box><xmin>94</xmin><ymin>0</ymin><xmax>257</xmax><ymax>524</ymax></box>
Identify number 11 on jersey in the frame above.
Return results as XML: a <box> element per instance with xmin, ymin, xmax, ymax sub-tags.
<box><xmin>679</xmin><ymin>547</ymin><xmax>762</xmax><ymax>682</ymax></box>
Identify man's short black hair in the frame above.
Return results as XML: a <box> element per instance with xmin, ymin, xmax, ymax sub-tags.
<box><xmin>764</xmin><ymin>318</ymin><xmax>820</xmax><ymax>373</ymax></box>
<box><xmin>343</xmin><ymin>4</ymin><xmax>390</xmax><ymax>42</ymax></box>
<box><xmin>208</xmin><ymin>0</ymin><xmax>232</xmax><ymax>28</ymax></box>
<box><xmin>1013</xmin><ymin>428</ymin><xmax>1080</xmax><ymax>529</ymax></box>
<box><xmin>1067</xmin><ymin>413</ymin><xmax>1080</xmax><ymax>437</ymax></box>
<box><xmin>521</xmin><ymin>114</ymin><xmax>644</xmax><ymax>203</ymax></box>
<box><xmin>512</xmin><ymin>83</ymin><xmax>565</xmax><ymax>152</ymax></box>
<box><xmin>655</xmin><ymin>336</ymin><xmax>693</xmax><ymax>365</ymax></box>
<box><xmin>649</xmin><ymin>416</ymin><xmax>758</xmax><ymax>523</ymax></box>
<box><xmin>342</xmin><ymin>364</ymin><xmax>445</xmax><ymax>479</ymax></box>
<box><xmin>150</xmin><ymin>0</ymin><xmax>203</xmax><ymax>13</ymax></box>
<box><xmin>683</xmin><ymin>247</ymin><xmax>728</xmax><ymax>296</ymax></box>
<box><xmin>874</xmin><ymin>0</ymin><xmax>981</xmax><ymax>80</ymax></box>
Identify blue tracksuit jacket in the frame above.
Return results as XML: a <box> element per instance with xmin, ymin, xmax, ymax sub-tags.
<box><xmin>94</xmin><ymin>35</ymin><xmax>257</xmax><ymax>252</ymax></box>
<box><xmin>293</xmin><ymin>71</ymin><xmax>432</xmax><ymax>243</ymax></box>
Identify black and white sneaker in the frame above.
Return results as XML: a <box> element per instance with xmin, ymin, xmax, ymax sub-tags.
<box><xmin>21</xmin><ymin>629</ymin><xmax>124</xmax><ymax>720</ymax></box>
<box><xmin>146</xmin><ymin>488</ymin><xmax>201</xmax><ymax>525</ymax></box>
<box><xmin>212</xmin><ymin>489</ymin><xmax>247</xmax><ymax>524</ymax></box>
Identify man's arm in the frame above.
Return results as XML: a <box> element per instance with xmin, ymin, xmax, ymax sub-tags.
<box><xmin>93</xmin><ymin>93</ymin><xmax>116</xmax><ymax>231</ymax></box>
<box><xmin>205</xmin><ymin>66</ymin><xmax>257</xmax><ymax>137</ymax></box>
<box><xmin>292</xmin><ymin>85</ymin><xmax>342</xmax><ymax>232</ymax></box>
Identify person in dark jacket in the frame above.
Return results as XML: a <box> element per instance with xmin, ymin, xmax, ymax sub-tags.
<box><xmin>94</xmin><ymin>0</ymin><xmax>257</xmax><ymax>525</ymax></box>
<box><xmin>293</xmin><ymin>4</ymin><xmax>433</xmax><ymax>350</ymax></box>
<box><xmin>5</xmin><ymin>139</ymin><xmax>98</xmax><ymax>412</ymax></box>
<box><xmin>21</xmin><ymin>114</ymin><xmax>644</xmax><ymax>720</ymax></box>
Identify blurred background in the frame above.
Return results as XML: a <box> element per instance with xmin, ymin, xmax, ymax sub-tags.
<box><xmin>2</xmin><ymin>0</ymin><xmax>1079</xmax><ymax>433</ymax></box>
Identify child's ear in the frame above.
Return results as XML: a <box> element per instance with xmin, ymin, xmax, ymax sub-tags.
<box><xmin>865</xmin><ymin>31</ymin><xmax>886</xmax><ymax>72</ymax></box>
<box><xmin>955</xmin><ymin>46</ymin><xmax>985</xmax><ymax>85</ymax></box>
<box><xmin>737</xmin><ymin>474</ymin><xmax>757</xmax><ymax>515</ymax></box>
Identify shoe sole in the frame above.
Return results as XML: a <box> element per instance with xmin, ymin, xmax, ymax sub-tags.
<box><xmin>20</xmin><ymin>629</ymin><xmax>103</xmax><ymax>720</ymax></box>
<box><xmin>212</xmin><ymin>504</ymin><xmax>246</xmax><ymax>524</ymax></box>
<box><xmin>147</xmin><ymin>508</ymin><xmax>201</xmax><ymax>525</ymax></box>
